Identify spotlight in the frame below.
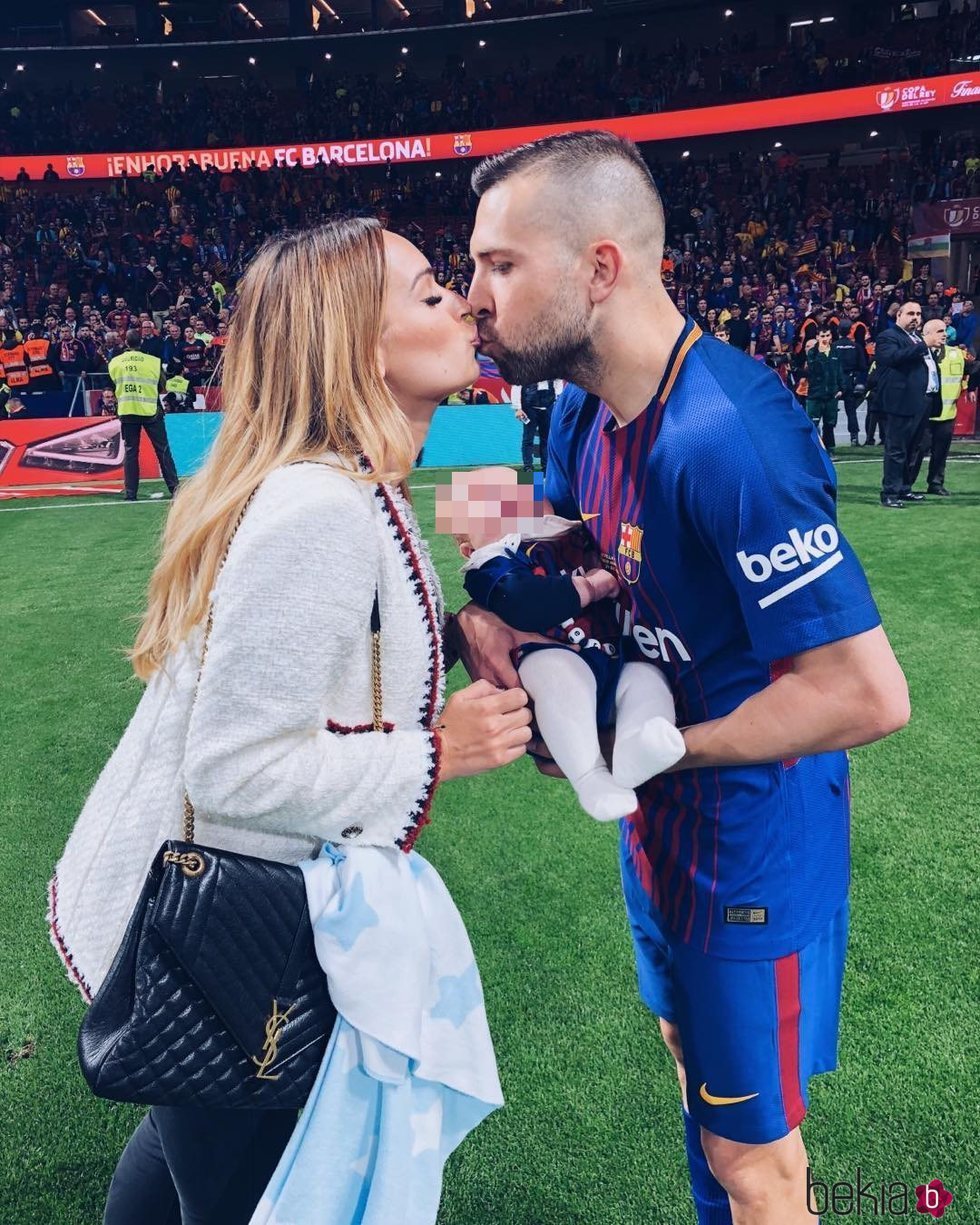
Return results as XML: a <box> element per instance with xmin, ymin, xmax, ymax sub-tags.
<box><xmin>94</xmin><ymin>61</ymin><xmax>103</xmax><ymax>70</ymax></box>
<box><xmin>248</xmin><ymin>56</ymin><xmax>256</xmax><ymax>65</ymax></box>
<box><xmin>682</xmin><ymin>150</ymin><xmax>690</xmax><ymax>158</ymax></box>
<box><xmin>171</xmin><ymin>59</ymin><xmax>179</xmax><ymax>68</ymax></box>
<box><xmin>324</xmin><ymin>52</ymin><xmax>333</xmax><ymax>60</ymax></box>
<box><xmin>435</xmin><ymin>171</ymin><xmax>442</xmax><ymax>178</ymax></box>
<box><xmin>869</xmin><ymin>129</ymin><xmax>879</xmax><ymax>137</ymax></box>
<box><xmin>478</xmin><ymin>39</ymin><xmax>486</xmax><ymax>46</ymax></box>
<box><xmin>15</xmin><ymin>63</ymin><xmax>25</xmax><ymax>72</ymax></box>
<box><xmin>401</xmin><ymin>45</ymin><xmax>409</xmax><ymax>54</ymax></box>
<box><xmin>773</xmin><ymin>141</ymin><xmax>783</xmax><ymax>148</ymax></box>
<box><xmin>724</xmin><ymin>7</ymin><xmax>733</xmax><ymax>15</ymax></box>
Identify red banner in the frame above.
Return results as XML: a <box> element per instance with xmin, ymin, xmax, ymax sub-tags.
<box><xmin>1</xmin><ymin>73</ymin><xmax>977</xmax><ymax>182</ymax></box>
<box><xmin>0</xmin><ymin>416</ymin><xmax>160</xmax><ymax>495</ymax></box>
<box><xmin>913</xmin><ymin>197</ymin><xmax>980</xmax><ymax>237</ymax></box>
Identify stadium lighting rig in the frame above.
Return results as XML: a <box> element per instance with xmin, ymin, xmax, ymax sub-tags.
<box><xmin>313</xmin><ymin>0</ymin><xmax>342</xmax><ymax>22</ymax></box>
<box><xmin>236</xmin><ymin>2</ymin><xmax>264</xmax><ymax>29</ymax></box>
<box><xmin>85</xmin><ymin>8</ymin><xmax>107</xmax><ymax>25</ymax></box>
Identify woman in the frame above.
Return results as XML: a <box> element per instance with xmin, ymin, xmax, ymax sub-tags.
<box><xmin>48</xmin><ymin>218</ymin><xmax>532</xmax><ymax>1224</ymax></box>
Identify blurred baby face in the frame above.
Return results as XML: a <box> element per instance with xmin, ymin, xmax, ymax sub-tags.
<box><xmin>436</xmin><ymin>467</ymin><xmax>538</xmax><ymax>553</ymax></box>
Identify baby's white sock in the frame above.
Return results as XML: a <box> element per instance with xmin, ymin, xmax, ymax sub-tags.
<box><xmin>518</xmin><ymin>648</ymin><xmax>638</xmax><ymax>822</ymax></box>
<box><xmin>612</xmin><ymin>662</ymin><xmax>686</xmax><ymax>789</ymax></box>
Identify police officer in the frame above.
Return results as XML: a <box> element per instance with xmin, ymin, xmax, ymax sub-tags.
<box><xmin>108</xmin><ymin>328</ymin><xmax>180</xmax><ymax>502</ymax></box>
<box><xmin>832</xmin><ymin>321</ymin><xmax>869</xmax><ymax>446</ymax></box>
<box><xmin>804</xmin><ymin>327</ymin><xmax>845</xmax><ymax>454</ymax></box>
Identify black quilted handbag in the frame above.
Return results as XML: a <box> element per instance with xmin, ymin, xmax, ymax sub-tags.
<box><xmin>77</xmin><ymin>488</ymin><xmax>384</xmax><ymax>1109</ymax></box>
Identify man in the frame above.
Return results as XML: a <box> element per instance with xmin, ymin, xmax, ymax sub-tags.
<box><xmin>461</xmin><ymin>132</ymin><xmax>909</xmax><ymax>1225</ymax></box>
<box><xmin>804</xmin><ymin>328</ymin><xmax>844</xmax><ymax>454</ymax></box>
<box><xmin>0</xmin><ymin>327</ymin><xmax>29</xmax><ymax>393</ymax></box>
<box><xmin>876</xmin><ymin>301</ymin><xmax>935</xmax><ymax>509</ymax></box>
<box><xmin>954</xmin><ymin>298</ymin><xmax>976</xmax><ymax>350</ymax></box>
<box><xmin>24</xmin><ymin>326</ymin><xmax>62</xmax><ymax>391</ymax></box>
<box><xmin>98</xmin><ymin>387</ymin><xmax>118</xmax><ymax>416</ymax></box>
<box><xmin>56</xmin><ymin>325</ymin><xmax>87</xmax><ymax>398</ymax></box>
<box><xmin>909</xmin><ymin>320</ymin><xmax>974</xmax><ymax>497</ymax></box>
<box><xmin>108</xmin><ymin>328</ymin><xmax>179</xmax><ymax>502</ymax></box>
<box><xmin>516</xmin><ymin>379</ymin><xmax>559</xmax><ymax>473</ymax></box>
<box><xmin>724</xmin><ymin>302</ymin><xmax>751</xmax><ymax>353</ymax></box>
<box><xmin>162</xmin><ymin>320</ymin><xmax>184</xmax><ymax>369</ymax></box>
<box><xmin>139</xmin><ymin>319</ymin><xmax>164</xmax><ymax>360</ymax></box>
<box><xmin>147</xmin><ymin>268</ymin><xmax>174</xmax><ymax>328</ymax></box>
<box><xmin>832</xmin><ymin>321</ymin><xmax>869</xmax><ymax>446</ymax></box>
<box><xmin>177</xmin><ymin>325</ymin><xmax>208</xmax><ymax>384</ymax></box>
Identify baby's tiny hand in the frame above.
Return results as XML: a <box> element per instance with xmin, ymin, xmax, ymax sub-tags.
<box><xmin>585</xmin><ymin>567</ymin><xmax>620</xmax><ymax>602</ymax></box>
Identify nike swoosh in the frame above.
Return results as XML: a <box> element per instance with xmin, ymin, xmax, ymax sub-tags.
<box><xmin>699</xmin><ymin>1083</ymin><xmax>760</xmax><ymax>1107</ymax></box>
<box><xmin>581</xmin><ymin>512</ymin><xmax>600</xmax><ymax>522</ymax></box>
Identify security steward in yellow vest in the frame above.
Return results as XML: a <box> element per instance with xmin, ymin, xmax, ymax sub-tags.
<box><xmin>108</xmin><ymin>328</ymin><xmax>180</xmax><ymax>501</ymax></box>
<box><xmin>909</xmin><ymin>319</ymin><xmax>975</xmax><ymax>497</ymax></box>
<box><xmin>163</xmin><ymin>369</ymin><xmax>194</xmax><ymax>414</ymax></box>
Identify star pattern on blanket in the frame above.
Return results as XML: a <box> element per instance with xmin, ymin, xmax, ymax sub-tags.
<box><xmin>431</xmin><ymin>963</ymin><xmax>483</xmax><ymax>1028</ymax></box>
<box><xmin>410</xmin><ymin>1097</ymin><xmax>444</xmax><ymax>1158</ymax></box>
<box><xmin>329</xmin><ymin>874</ymin><xmax>380</xmax><ymax>951</ymax></box>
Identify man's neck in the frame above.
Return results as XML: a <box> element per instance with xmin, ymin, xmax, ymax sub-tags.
<box><xmin>584</xmin><ymin>291</ymin><xmax>686</xmax><ymax>428</ymax></box>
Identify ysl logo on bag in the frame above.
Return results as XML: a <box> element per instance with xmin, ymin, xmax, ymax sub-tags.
<box><xmin>252</xmin><ymin>1000</ymin><xmax>296</xmax><ymax>1080</ymax></box>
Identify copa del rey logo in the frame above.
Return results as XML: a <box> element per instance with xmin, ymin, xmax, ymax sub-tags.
<box><xmin>875</xmin><ymin>82</ymin><xmax>938</xmax><ymax>111</ymax></box>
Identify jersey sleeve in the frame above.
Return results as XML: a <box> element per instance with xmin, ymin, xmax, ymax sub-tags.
<box><xmin>686</xmin><ymin>381</ymin><xmax>881</xmax><ymax>662</ymax></box>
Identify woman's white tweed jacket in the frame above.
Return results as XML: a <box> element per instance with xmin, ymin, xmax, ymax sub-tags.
<box><xmin>49</xmin><ymin>460</ymin><xmax>446</xmax><ymax>1001</ymax></box>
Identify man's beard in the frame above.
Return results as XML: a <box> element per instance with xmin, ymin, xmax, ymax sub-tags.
<box><xmin>479</xmin><ymin>295</ymin><xmax>602</xmax><ymax>388</ymax></box>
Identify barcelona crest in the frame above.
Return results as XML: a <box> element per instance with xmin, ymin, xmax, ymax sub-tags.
<box><xmin>66</xmin><ymin>156</ymin><xmax>86</xmax><ymax>178</ymax></box>
<box><xmin>453</xmin><ymin>133</ymin><xmax>473</xmax><ymax>156</ymax></box>
<box><xmin>617</xmin><ymin>521</ymin><xmax>643</xmax><ymax>585</ymax></box>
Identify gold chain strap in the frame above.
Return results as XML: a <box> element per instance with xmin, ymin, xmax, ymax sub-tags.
<box><xmin>181</xmin><ymin>474</ymin><xmax>384</xmax><ymax>844</ymax></box>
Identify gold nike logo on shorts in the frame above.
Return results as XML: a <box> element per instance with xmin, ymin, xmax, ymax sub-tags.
<box><xmin>699</xmin><ymin>1083</ymin><xmax>760</xmax><ymax>1107</ymax></box>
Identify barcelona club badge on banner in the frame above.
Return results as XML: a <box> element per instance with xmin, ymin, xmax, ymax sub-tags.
<box><xmin>617</xmin><ymin>521</ymin><xmax>643</xmax><ymax>584</ymax></box>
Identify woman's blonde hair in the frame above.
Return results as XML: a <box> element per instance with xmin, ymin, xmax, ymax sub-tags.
<box><xmin>130</xmin><ymin>218</ymin><xmax>415</xmax><ymax>680</ymax></box>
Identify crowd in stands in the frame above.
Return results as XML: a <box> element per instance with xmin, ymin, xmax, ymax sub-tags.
<box><xmin>0</xmin><ymin>126</ymin><xmax>977</xmax><ymax>413</ymax></box>
<box><xmin>2</xmin><ymin>4</ymin><xmax>979</xmax><ymax>158</ymax></box>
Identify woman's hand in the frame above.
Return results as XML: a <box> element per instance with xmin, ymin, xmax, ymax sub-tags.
<box><xmin>436</xmin><ymin>681</ymin><xmax>533</xmax><ymax>781</ymax></box>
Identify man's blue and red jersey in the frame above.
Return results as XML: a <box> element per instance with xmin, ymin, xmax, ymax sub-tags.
<box><xmin>546</xmin><ymin>319</ymin><xmax>881</xmax><ymax>960</ymax></box>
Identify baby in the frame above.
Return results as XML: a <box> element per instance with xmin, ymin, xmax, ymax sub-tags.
<box><xmin>437</xmin><ymin>467</ymin><xmax>686</xmax><ymax>821</ymax></box>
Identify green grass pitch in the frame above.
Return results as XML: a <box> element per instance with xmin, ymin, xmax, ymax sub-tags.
<box><xmin>1</xmin><ymin>455</ymin><xmax>978</xmax><ymax>1223</ymax></box>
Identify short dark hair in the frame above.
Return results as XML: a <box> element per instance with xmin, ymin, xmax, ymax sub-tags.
<box><xmin>471</xmin><ymin>131</ymin><xmax>665</xmax><ymax>258</ymax></box>
<box><xmin>472</xmin><ymin>130</ymin><xmax>655</xmax><ymax>199</ymax></box>
<box><xmin>125</xmin><ymin>327</ymin><xmax>141</xmax><ymax>348</ymax></box>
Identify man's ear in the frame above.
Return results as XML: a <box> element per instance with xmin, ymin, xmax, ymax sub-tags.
<box><xmin>589</xmin><ymin>240</ymin><xmax>624</xmax><ymax>306</ymax></box>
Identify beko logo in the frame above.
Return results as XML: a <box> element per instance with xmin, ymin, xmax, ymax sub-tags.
<box><xmin>737</xmin><ymin>524</ymin><xmax>843</xmax><ymax>608</ymax></box>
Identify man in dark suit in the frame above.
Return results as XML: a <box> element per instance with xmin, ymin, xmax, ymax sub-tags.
<box><xmin>876</xmin><ymin>301</ymin><xmax>938</xmax><ymax>508</ymax></box>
